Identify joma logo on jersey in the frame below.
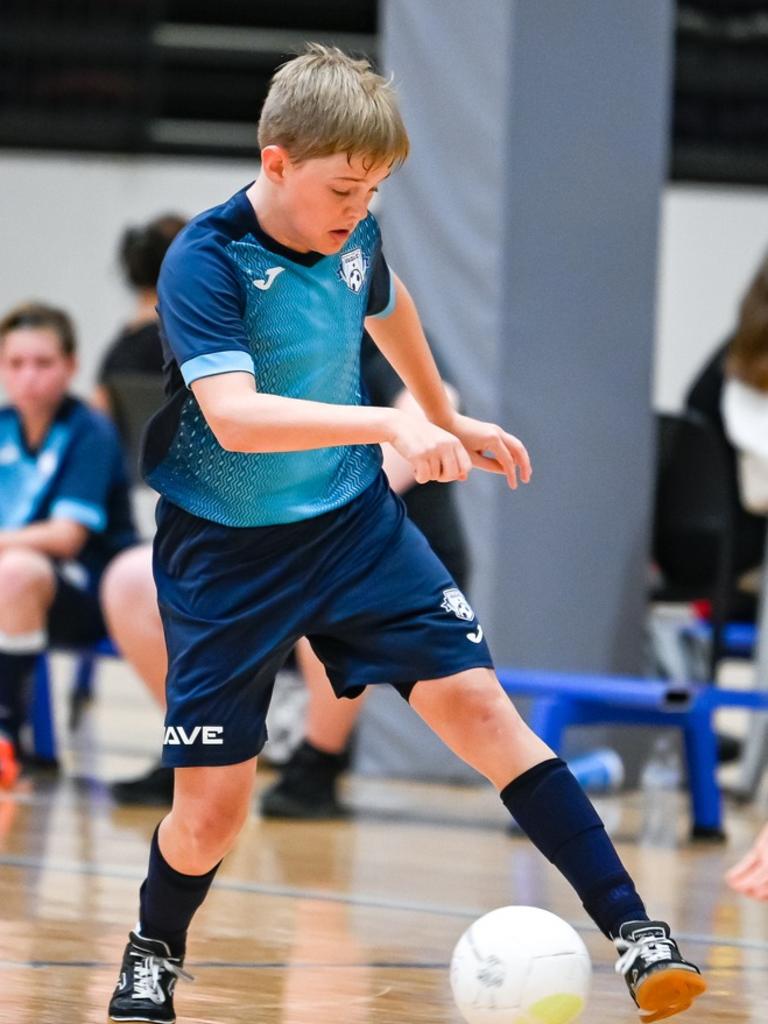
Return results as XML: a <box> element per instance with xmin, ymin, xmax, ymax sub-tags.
<box><xmin>163</xmin><ymin>725</ymin><xmax>224</xmax><ymax>746</ymax></box>
<box><xmin>337</xmin><ymin>247</ymin><xmax>368</xmax><ymax>293</ymax></box>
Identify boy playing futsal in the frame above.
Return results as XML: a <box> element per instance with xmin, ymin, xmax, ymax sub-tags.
<box><xmin>109</xmin><ymin>45</ymin><xmax>706</xmax><ymax>1023</ymax></box>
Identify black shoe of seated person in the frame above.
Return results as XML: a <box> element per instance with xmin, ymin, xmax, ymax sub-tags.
<box><xmin>111</xmin><ymin>763</ymin><xmax>174</xmax><ymax>806</ymax></box>
<box><xmin>260</xmin><ymin>740</ymin><xmax>348</xmax><ymax>819</ymax></box>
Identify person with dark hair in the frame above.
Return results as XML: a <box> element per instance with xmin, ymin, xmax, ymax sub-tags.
<box><xmin>0</xmin><ymin>302</ymin><xmax>136</xmax><ymax>787</ymax></box>
<box><xmin>92</xmin><ymin>213</ymin><xmax>186</xmax><ymax>419</ymax></box>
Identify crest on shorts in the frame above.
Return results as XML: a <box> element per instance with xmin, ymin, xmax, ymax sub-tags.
<box><xmin>441</xmin><ymin>587</ymin><xmax>475</xmax><ymax>622</ymax></box>
<box><xmin>337</xmin><ymin>247</ymin><xmax>368</xmax><ymax>293</ymax></box>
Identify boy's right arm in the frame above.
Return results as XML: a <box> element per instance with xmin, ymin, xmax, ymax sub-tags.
<box><xmin>191</xmin><ymin>372</ymin><xmax>472</xmax><ymax>484</ymax></box>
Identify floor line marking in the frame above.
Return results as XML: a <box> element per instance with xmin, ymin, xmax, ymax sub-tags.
<box><xmin>1</xmin><ymin>853</ymin><xmax>766</xmax><ymax>953</ymax></box>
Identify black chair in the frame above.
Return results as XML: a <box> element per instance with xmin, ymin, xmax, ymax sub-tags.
<box><xmin>104</xmin><ymin>371</ymin><xmax>166</xmax><ymax>484</ymax></box>
<box><xmin>651</xmin><ymin>410</ymin><xmax>750</xmax><ymax>680</ymax></box>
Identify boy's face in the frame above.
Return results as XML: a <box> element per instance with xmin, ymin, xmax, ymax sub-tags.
<box><xmin>275</xmin><ymin>151</ymin><xmax>391</xmax><ymax>254</ymax></box>
<box><xmin>0</xmin><ymin>327</ymin><xmax>75</xmax><ymax>419</ymax></box>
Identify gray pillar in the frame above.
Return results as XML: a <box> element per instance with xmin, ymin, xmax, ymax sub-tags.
<box><xmin>381</xmin><ymin>0</ymin><xmax>673</xmax><ymax>676</ymax></box>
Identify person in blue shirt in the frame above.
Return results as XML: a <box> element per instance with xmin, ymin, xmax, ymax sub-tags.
<box><xmin>108</xmin><ymin>44</ymin><xmax>704</xmax><ymax>1024</ymax></box>
<box><xmin>0</xmin><ymin>302</ymin><xmax>136</xmax><ymax>788</ymax></box>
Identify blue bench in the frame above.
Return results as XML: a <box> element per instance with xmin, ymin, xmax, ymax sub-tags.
<box><xmin>682</xmin><ymin>620</ymin><xmax>757</xmax><ymax>660</ymax></box>
<box><xmin>498</xmin><ymin>668</ymin><xmax>768</xmax><ymax>840</ymax></box>
<box><xmin>31</xmin><ymin>639</ymin><xmax>118</xmax><ymax>762</ymax></box>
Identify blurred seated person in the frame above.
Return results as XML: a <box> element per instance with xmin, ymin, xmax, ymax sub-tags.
<box><xmin>261</xmin><ymin>332</ymin><xmax>468</xmax><ymax>818</ymax></box>
<box><xmin>92</xmin><ymin>213</ymin><xmax>186</xmax><ymax>427</ymax></box>
<box><xmin>675</xmin><ymin>252</ymin><xmax>768</xmax><ymax>614</ymax></box>
<box><xmin>722</xmin><ymin>275</ymin><xmax>768</xmax><ymax>900</ymax></box>
<box><xmin>0</xmin><ymin>303</ymin><xmax>136</xmax><ymax>788</ymax></box>
<box><xmin>102</xmin><ymin>332</ymin><xmax>469</xmax><ymax>807</ymax></box>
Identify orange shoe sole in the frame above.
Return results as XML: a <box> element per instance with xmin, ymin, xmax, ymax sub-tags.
<box><xmin>0</xmin><ymin>737</ymin><xmax>20</xmax><ymax>790</ymax></box>
<box><xmin>636</xmin><ymin>968</ymin><xmax>707</xmax><ymax>1022</ymax></box>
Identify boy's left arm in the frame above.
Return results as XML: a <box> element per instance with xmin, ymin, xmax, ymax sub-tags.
<box><xmin>365</xmin><ymin>274</ymin><xmax>532</xmax><ymax>488</ymax></box>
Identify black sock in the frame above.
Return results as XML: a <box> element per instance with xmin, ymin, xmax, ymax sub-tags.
<box><xmin>0</xmin><ymin>652</ymin><xmax>36</xmax><ymax>742</ymax></box>
<box><xmin>139</xmin><ymin>826</ymin><xmax>221</xmax><ymax>957</ymax></box>
<box><xmin>500</xmin><ymin>758</ymin><xmax>648</xmax><ymax>938</ymax></box>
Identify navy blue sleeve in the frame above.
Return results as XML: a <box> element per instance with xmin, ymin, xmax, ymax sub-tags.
<box><xmin>50</xmin><ymin>415</ymin><xmax>123</xmax><ymax>534</ymax></box>
<box><xmin>157</xmin><ymin>234</ymin><xmax>254</xmax><ymax>387</ymax></box>
<box><xmin>365</xmin><ymin>243</ymin><xmax>396</xmax><ymax>319</ymax></box>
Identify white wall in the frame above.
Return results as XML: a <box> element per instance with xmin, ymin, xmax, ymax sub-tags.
<box><xmin>2</xmin><ymin>152</ymin><xmax>768</xmax><ymax>409</ymax></box>
<box><xmin>0</xmin><ymin>152</ymin><xmax>257</xmax><ymax>394</ymax></box>
<box><xmin>655</xmin><ymin>183</ymin><xmax>768</xmax><ymax>410</ymax></box>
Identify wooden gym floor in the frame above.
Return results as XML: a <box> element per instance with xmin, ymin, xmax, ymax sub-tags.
<box><xmin>1</xmin><ymin>654</ymin><xmax>767</xmax><ymax>1023</ymax></box>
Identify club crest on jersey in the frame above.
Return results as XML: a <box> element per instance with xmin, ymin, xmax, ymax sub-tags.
<box><xmin>337</xmin><ymin>247</ymin><xmax>368</xmax><ymax>293</ymax></box>
<box><xmin>441</xmin><ymin>587</ymin><xmax>475</xmax><ymax>622</ymax></box>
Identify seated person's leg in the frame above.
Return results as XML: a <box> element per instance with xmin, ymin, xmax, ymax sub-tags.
<box><xmin>0</xmin><ymin>547</ymin><xmax>57</xmax><ymax>787</ymax></box>
<box><xmin>101</xmin><ymin>543</ymin><xmax>172</xmax><ymax>805</ymax></box>
<box><xmin>260</xmin><ymin>637</ymin><xmax>363</xmax><ymax>819</ymax></box>
<box><xmin>101</xmin><ymin>543</ymin><xmax>166</xmax><ymax>707</ymax></box>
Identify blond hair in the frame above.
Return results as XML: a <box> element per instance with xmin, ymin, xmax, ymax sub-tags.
<box><xmin>727</xmin><ymin>251</ymin><xmax>768</xmax><ymax>393</ymax></box>
<box><xmin>258</xmin><ymin>43</ymin><xmax>409</xmax><ymax>169</ymax></box>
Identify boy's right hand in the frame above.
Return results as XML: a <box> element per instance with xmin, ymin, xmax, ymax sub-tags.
<box><xmin>388</xmin><ymin>411</ymin><xmax>472</xmax><ymax>484</ymax></box>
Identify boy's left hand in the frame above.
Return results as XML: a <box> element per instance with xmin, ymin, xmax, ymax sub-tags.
<box><xmin>447</xmin><ymin>413</ymin><xmax>532</xmax><ymax>489</ymax></box>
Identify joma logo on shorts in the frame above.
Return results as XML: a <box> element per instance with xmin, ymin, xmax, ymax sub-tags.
<box><xmin>163</xmin><ymin>725</ymin><xmax>224</xmax><ymax>746</ymax></box>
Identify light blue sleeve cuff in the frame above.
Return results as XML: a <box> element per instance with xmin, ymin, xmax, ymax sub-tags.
<box><xmin>50</xmin><ymin>498</ymin><xmax>106</xmax><ymax>533</ymax></box>
<box><xmin>180</xmin><ymin>350</ymin><xmax>255</xmax><ymax>387</ymax></box>
<box><xmin>368</xmin><ymin>274</ymin><xmax>397</xmax><ymax>319</ymax></box>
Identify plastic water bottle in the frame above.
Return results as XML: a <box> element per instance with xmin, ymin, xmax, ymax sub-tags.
<box><xmin>640</xmin><ymin>735</ymin><xmax>682</xmax><ymax>792</ymax></box>
<box><xmin>640</xmin><ymin>735</ymin><xmax>682</xmax><ymax>841</ymax></box>
<box><xmin>569</xmin><ymin>749</ymin><xmax>625</xmax><ymax>793</ymax></box>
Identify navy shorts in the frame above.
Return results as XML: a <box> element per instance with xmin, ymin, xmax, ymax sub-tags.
<box><xmin>155</xmin><ymin>472</ymin><xmax>494</xmax><ymax>767</ymax></box>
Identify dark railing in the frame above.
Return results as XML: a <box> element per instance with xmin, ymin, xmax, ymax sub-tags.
<box><xmin>4</xmin><ymin>1</ymin><xmax>768</xmax><ymax>184</ymax></box>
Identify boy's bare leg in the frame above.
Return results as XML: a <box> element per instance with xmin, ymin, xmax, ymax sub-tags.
<box><xmin>410</xmin><ymin>667</ymin><xmax>706</xmax><ymax>1021</ymax></box>
<box><xmin>109</xmin><ymin>759</ymin><xmax>258</xmax><ymax>1020</ymax></box>
<box><xmin>409</xmin><ymin>666</ymin><xmax>552</xmax><ymax>786</ymax></box>
<box><xmin>160</xmin><ymin>759</ymin><xmax>258</xmax><ymax>873</ymax></box>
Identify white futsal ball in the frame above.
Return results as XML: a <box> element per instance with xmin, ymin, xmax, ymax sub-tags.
<box><xmin>450</xmin><ymin>906</ymin><xmax>591</xmax><ymax>1024</ymax></box>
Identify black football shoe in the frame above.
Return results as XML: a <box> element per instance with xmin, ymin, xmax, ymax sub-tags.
<box><xmin>108</xmin><ymin>930</ymin><xmax>192</xmax><ymax>1023</ymax></box>
<box><xmin>614</xmin><ymin>921</ymin><xmax>706</xmax><ymax>1022</ymax></box>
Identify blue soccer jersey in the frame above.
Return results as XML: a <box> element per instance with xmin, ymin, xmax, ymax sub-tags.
<box><xmin>0</xmin><ymin>397</ymin><xmax>136</xmax><ymax>585</ymax></box>
<box><xmin>142</xmin><ymin>184</ymin><xmax>397</xmax><ymax>527</ymax></box>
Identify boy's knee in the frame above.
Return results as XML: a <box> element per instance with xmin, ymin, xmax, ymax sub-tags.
<box><xmin>427</xmin><ymin>673</ymin><xmax>523</xmax><ymax>730</ymax></box>
<box><xmin>173</xmin><ymin>801</ymin><xmax>248</xmax><ymax>859</ymax></box>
